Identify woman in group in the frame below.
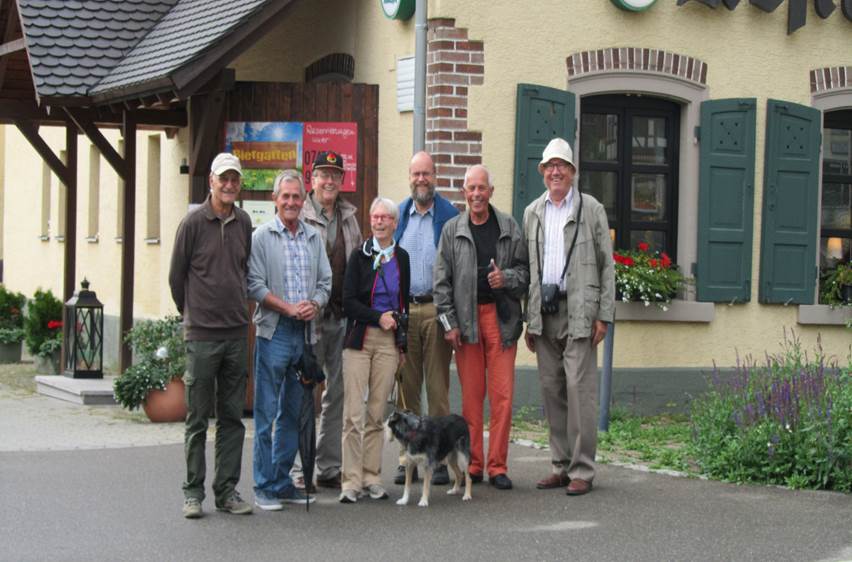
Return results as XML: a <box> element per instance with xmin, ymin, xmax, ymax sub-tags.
<box><xmin>339</xmin><ymin>197</ymin><xmax>410</xmax><ymax>503</ymax></box>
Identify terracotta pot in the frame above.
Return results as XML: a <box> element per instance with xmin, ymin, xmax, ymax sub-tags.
<box><xmin>143</xmin><ymin>378</ymin><xmax>187</xmax><ymax>423</ymax></box>
<box><xmin>0</xmin><ymin>341</ymin><xmax>22</xmax><ymax>364</ymax></box>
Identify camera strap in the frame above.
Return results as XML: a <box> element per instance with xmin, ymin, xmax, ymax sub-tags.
<box><xmin>536</xmin><ymin>190</ymin><xmax>583</xmax><ymax>290</ymax></box>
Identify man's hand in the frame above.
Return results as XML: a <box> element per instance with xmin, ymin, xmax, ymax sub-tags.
<box><xmin>294</xmin><ymin>300</ymin><xmax>319</xmax><ymax>321</ymax></box>
<box><xmin>379</xmin><ymin>311</ymin><xmax>397</xmax><ymax>331</ymax></box>
<box><xmin>487</xmin><ymin>258</ymin><xmax>505</xmax><ymax>289</ymax></box>
<box><xmin>592</xmin><ymin>320</ymin><xmax>608</xmax><ymax>347</ymax></box>
<box><xmin>524</xmin><ymin>332</ymin><xmax>536</xmax><ymax>353</ymax></box>
<box><xmin>444</xmin><ymin>327</ymin><xmax>462</xmax><ymax>351</ymax></box>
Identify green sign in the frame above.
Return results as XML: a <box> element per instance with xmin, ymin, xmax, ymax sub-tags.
<box><xmin>381</xmin><ymin>0</ymin><xmax>415</xmax><ymax>20</ymax></box>
<box><xmin>611</xmin><ymin>0</ymin><xmax>657</xmax><ymax>11</ymax></box>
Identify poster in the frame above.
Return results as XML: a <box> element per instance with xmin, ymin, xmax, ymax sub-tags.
<box><xmin>240</xmin><ymin>200</ymin><xmax>276</xmax><ymax>228</ymax></box>
<box><xmin>224</xmin><ymin>121</ymin><xmax>358</xmax><ymax>193</ymax></box>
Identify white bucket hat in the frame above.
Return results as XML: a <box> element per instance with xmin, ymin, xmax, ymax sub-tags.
<box><xmin>538</xmin><ymin>137</ymin><xmax>576</xmax><ymax>173</ymax></box>
<box><xmin>210</xmin><ymin>152</ymin><xmax>242</xmax><ymax>176</ymax></box>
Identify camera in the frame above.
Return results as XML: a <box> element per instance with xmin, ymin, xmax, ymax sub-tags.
<box><xmin>392</xmin><ymin>311</ymin><xmax>409</xmax><ymax>349</ymax></box>
<box><xmin>540</xmin><ymin>283</ymin><xmax>560</xmax><ymax>315</ymax></box>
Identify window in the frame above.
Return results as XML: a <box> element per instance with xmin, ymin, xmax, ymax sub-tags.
<box><xmin>146</xmin><ymin>135</ymin><xmax>161</xmax><ymax>242</ymax></box>
<box><xmin>579</xmin><ymin>95</ymin><xmax>680</xmax><ymax>258</ymax></box>
<box><xmin>57</xmin><ymin>150</ymin><xmax>67</xmax><ymax>241</ymax></box>
<box><xmin>821</xmin><ymin>110</ymin><xmax>852</xmax><ymax>271</ymax></box>
<box><xmin>40</xmin><ymin>161</ymin><xmax>50</xmax><ymax>239</ymax></box>
<box><xmin>87</xmin><ymin>145</ymin><xmax>100</xmax><ymax>241</ymax></box>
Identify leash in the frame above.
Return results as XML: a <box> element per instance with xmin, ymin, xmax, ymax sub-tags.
<box><xmin>394</xmin><ymin>365</ymin><xmax>409</xmax><ymax>411</ymax></box>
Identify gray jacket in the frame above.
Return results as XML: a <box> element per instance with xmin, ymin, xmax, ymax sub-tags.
<box><xmin>247</xmin><ymin>218</ymin><xmax>332</xmax><ymax>343</ymax></box>
<box><xmin>299</xmin><ymin>192</ymin><xmax>362</xmax><ymax>257</ymax></box>
<box><xmin>433</xmin><ymin>207</ymin><xmax>529</xmax><ymax>348</ymax></box>
<box><xmin>523</xmin><ymin>191</ymin><xmax>615</xmax><ymax>339</ymax></box>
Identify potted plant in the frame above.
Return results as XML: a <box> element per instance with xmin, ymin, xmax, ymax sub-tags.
<box><xmin>819</xmin><ymin>262</ymin><xmax>852</xmax><ymax>306</ymax></box>
<box><xmin>23</xmin><ymin>288</ymin><xmax>63</xmax><ymax>374</ymax></box>
<box><xmin>113</xmin><ymin>316</ymin><xmax>187</xmax><ymax>422</ymax></box>
<box><xmin>614</xmin><ymin>242</ymin><xmax>686</xmax><ymax>310</ymax></box>
<box><xmin>0</xmin><ymin>285</ymin><xmax>27</xmax><ymax>363</ymax></box>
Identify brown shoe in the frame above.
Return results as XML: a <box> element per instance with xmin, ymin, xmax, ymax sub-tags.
<box><xmin>566</xmin><ymin>479</ymin><xmax>592</xmax><ymax>496</ymax></box>
<box><xmin>536</xmin><ymin>473</ymin><xmax>570</xmax><ymax>490</ymax></box>
<box><xmin>316</xmin><ymin>474</ymin><xmax>342</xmax><ymax>489</ymax></box>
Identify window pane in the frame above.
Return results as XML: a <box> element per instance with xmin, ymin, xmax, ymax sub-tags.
<box><xmin>632</xmin><ymin>117</ymin><xmax>668</xmax><ymax>164</ymax></box>
<box><xmin>823</xmin><ymin>128</ymin><xmax>852</xmax><ymax>176</ymax></box>
<box><xmin>580</xmin><ymin>171</ymin><xmax>617</xmax><ymax>223</ymax></box>
<box><xmin>629</xmin><ymin>230</ymin><xmax>666</xmax><ymax>253</ymax></box>
<box><xmin>820</xmin><ymin>236</ymin><xmax>851</xmax><ymax>269</ymax></box>
<box><xmin>630</xmin><ymin>174</ymin><xmax>667</xmax><ymax>222</ymax></box>
<box><xmin>821</xmin><ymin>182</ymin><xmax>851</xmax><ymax>230</ymax></box>
<box><xmin>580</xmin><ymin>114</ymin><xmax>618</xmax><ymax>163</ymax></box>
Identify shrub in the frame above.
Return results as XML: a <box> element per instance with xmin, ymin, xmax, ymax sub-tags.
<box><xmin>113</xmin><ymin>316</ymin><xmax>185</xmax><ymax>410</ymax></box>
<box><xmin>819</xmin><ymin>262</ymin><xmax>852</xmax><ymax>307</ymax></box>
<box><xmin>23</xmin><ymin>289</ymin><xmax>63</xmax><ymax>358</ymax></box>
<box><xmin>614</xmin><ymin>242</ymin><xmax>685</xmax><ymax>310</ymax></box>
<box><xmin>0</xmin><ymin>285</ymin><xmax>27</xmax><ymax>344</ymax></box>
<box><xmin>689</xmin><ymin>330</ymin><xmax>851</xmax><ymax>492</ymax></box>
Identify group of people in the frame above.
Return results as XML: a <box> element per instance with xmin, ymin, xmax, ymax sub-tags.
<box><xmin>168</xmin><ymin>136</ymin><xmax>614</xmax><ymax>518</ymax></box>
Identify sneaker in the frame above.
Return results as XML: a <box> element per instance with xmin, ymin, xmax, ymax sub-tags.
<box><xmin>182</xmin><ymin>497</ymin><xmax>202</xmax><ymax>519</ymax></box>
<box><xmin>216</xmin><ymin>492</ymin><xmax>253</xmax><ymax>515</ymax></box>
<box><xmin>339</xmin><ymin>489</ymin><xmax>358</xmax><ymax>504</ymax></box>
<box><xmin>431</xmin><ymin>465</ymin><xmax>450</xmax><ymax>485</ymax></box>
<box><xmin>254</xmin><ymin>494</ymin><xmax>284</xmax><ymax>511</ymax></box>
<box><xmin>280</xmin><ymin>488</ymin><xmax>316</xmax><ymax>505</ymax></box>
<box><xmin>393</xmin><ymin>464</ymin><xmax>419</xmax><ymax>485</ymax></box>
<box><xmin>364</xmin><ymin>483</ymin><xmax>389</xmax><ymax>500</ymax></box>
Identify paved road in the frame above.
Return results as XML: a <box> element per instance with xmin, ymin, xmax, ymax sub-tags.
<box><xmin>1</xmin><ymin>439</ymin><xmax>850</xmax><ymax>562</ymax></box>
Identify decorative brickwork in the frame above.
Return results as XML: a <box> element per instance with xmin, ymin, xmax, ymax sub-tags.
<box><xmin>427</xmin><ymin>18</ymin><xmax>484</xmax><ymax>205</ymax></box>
<box><xmin>810</xmin><ymin>66</ymin><xmax>851</xmax><ymax>94</ymax></box>
<box><xmin>566</xmin><ymin>48</ymin><xmax>707</xmax><ymax>86</ymax></box>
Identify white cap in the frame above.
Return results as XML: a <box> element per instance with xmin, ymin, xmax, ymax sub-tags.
<box><xmin>210</xmin><ymin>153</ymin><xmax>242</xmax><ymax>176</ymax></box>
<box><xmin>538</xmin><ymin>138</ymin><xmax>576</xmax><ymax>173</ymax></box>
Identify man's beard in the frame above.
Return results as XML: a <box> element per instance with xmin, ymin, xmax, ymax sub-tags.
<box><xmin>411</xmin><ymin>182</ymin><xmax>435</xmax><ymax>206</ymax></box>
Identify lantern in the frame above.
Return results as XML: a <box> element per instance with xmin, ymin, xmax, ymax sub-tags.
<box><xmin>63</xmin><ymin>279</ymin><xmax>104</xmax><ymax>379</ymax></box>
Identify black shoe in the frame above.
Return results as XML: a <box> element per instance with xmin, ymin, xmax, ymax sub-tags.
<box><xmin>469</xmin><ymin>472</ymin><xmax>484</xmax><ymax>484</ymax></box>
<box><xmin>431</xmin><ymin>465</ymin><xmax>450</xmax><ymax>485</ymax></box>
<box><xmin>489</xmin><ymin>473</ymin><xmax>513</xmax><ymax>490</ymax></box>
<box><xmin>393</xmin><ymin>464</ymin><xmax>419</xmax><ymax>485</ymax></box>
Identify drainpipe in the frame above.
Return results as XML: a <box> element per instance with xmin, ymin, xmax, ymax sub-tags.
<box><xmin>413</xmin><ymin>0</ymin><xmax>427</xmax><ymax>152</ymax></box>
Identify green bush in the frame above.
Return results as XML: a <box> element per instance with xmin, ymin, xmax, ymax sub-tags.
<box><xmin>819</xmin><ymin>262</ymin><xmax>852</xmax><ymax>307</ymax></box>
<box><xmin>0</xmin><ymin>285</ymin><xmax>27</xmax><ymax>344</ymax></box>
<box><xmin>689</xmin><ymin>331</ymin><xmax>851</xmax><ymax>492</ymax></box>
<box><xmin>113</xmin><ymin>316</ymin><xmax>185</xmax><ymax>410</ymax></box>
<box><xmin>23</xmin><ymin>289</ymin><xmax>63</xmax><ymax>357</ymax></box>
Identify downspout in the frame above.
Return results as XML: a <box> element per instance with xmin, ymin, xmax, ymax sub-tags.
<box><xmin>412</xmin><ymin>0</ymin><xmax>427</xmax><ymax>152</ymax></box>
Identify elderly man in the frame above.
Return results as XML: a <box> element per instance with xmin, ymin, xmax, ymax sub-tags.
<box><xmin>433</xmin><ymin>165</ymin><xmax>528</xmax><ymax>490</ymax></box>
<box><xmin>297</xmin><ymin>151</ymin><xmax>362</xmax><ymax>490</ymax></box>
<box><xmin>523</xmin><ymin>138</ymin><xmax>614</xmax><ymax>496</ymax></box>
<box><xmin>169</xmin><ymin>152</ymin><xmax>254</xmax><ymax>519</ymax></box>
<box><xmin>393</xmin><ymin>151</ymin><xmax>459</xmax><ymax>486</ymax></box>
<box><xmin>248</xmin><ymin>170</ymin><xmax>332</xmax><ymax>510</ymax></box>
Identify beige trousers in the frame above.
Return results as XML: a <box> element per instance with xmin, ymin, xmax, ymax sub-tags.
<box><xmin>341</xmin><ymin>327</ymin><xmax>399</xmax><ymax>492</ymax></box>
<box><xmin>535</xmin><ymin>302</ymin><xmax>598</xmax><ymax>483</ymax></box>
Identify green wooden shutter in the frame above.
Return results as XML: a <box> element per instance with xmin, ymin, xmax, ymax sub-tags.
<box><xmin>512</xmin><ymin>84</ymin><xmax>575</xmax><ymax>225</ymax></box>
<box><xmin>696</xmin><ymin>99</ymin><xmax>757</xmax><ymax>302</ymax></box>
<box><xmin>759</xmin><ymin>100</ymin><xmax>821</xmax><ymax>304</ymax></box>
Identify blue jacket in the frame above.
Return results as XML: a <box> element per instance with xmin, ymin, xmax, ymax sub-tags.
<box><xmin>393</xmin><ymin>192</ymin><xmax>459</xmax><ymax>247</ymax></box>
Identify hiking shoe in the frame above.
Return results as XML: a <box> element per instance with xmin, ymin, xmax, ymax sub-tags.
<box><xmin>254</xmin><ymin>495</ymin><xmax>284</xmax><ymax>511</ymax></box>
<box><xmin>364</xmin><ymin>484</ymin><xmax>389</xmax><ymax>500</ymax></box>
<box><xmin>216</xmin><ymin>492</ymin><xmax>253</xmax><ymax>515</ymax></box>
<box><xmin>431</xmin><ymin>465</ymin><xmax>450</xmax><ymax>485</ymax></box>
<box><xmin>182</xmin><ymin>498</ymin><xmax>202</xmax><ymax>519</ymax></box>
<box><xmin>339</xmin><ymin>489</ymin><xmax>358</xmax><ymax>504</ymax></box>
<box><xmin>280</xmin><ymin>488</ymin><xmax>316</xmax><ymax>505</ymax></box>
<box><xmin>393</xmin><ymin>464</ymin><xmax>419</xmax><ymax>485</ymax></box>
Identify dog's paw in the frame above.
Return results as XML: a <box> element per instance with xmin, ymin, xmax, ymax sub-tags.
<box><xmin>462</xmin><ymin>493</ymin><xmax>472</xmax><ymax>502</ymax></box>
<box><xmin>418</xmin><ymin>498</ymin><xmax>429</xmax><ymax>507</ymax></box>
<box><xmin>396</xmin><ymin>495</ymin><xmax>409</xmax><ymax>506</ymax></box>
<box><xmin>446</xmin><ymin>487</ymin><xmax>460</xmax><ymax>496</ymax></box>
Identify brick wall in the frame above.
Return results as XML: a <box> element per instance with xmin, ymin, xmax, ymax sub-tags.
<box><xmin>426</xmin><ymin>18</ymin><xmax>484</xmax><ymax>207</ymax></box>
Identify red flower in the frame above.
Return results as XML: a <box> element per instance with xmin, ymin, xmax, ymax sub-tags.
<box><xmin>47</xmin><ymin>320</ymin><xmax>63</xmax><ymax>330</ymax></box>
<box><xmin>637</xmin><ymin>242</ymin><xmax>650</xmax><ymax>252</ymax></box>
<box><xmin>622</xmin><ymin>257</ymin><xmax>634</xmax><ymax>267</ymax></box>
<box><xmin>649</xmin><ymin>258</ymin><xmax>659</xmax><ymax>268</ymax></box>
<box><xmin>661</xmin><ymin>252</ymin><xmax>672</xmax><ymax>268</ymax></box>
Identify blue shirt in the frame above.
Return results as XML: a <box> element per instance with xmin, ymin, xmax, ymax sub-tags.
<box><xmin>399</xmin><ymin>204</ymin><xmax>436</xmax><ymax>297</ymax></box>
<box><xmin>372</xmin><ymin>256</ymin><xmax>400</xmax><ymax>313</ymax></box>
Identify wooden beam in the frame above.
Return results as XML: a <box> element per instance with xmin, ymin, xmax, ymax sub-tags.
<box><xmin>119</xmin><ymin>110</ymin><xmax>136</xmax><ymax>373</ymax></box>
<box><xmin>62</xmin><ymin>122</ymin><xmax>78</xmax><ymax>303</ymax></box>
<box><xmin>187</xmin><ymin>84</ymin><xmax>227</xmax><ymax>203</ymax></box>
<box><xmin>0</xmin><ymin>101</ymin><xmax>188</xmax><ymax>128</ymax></box>
<box><xmin>64</xmin><ymin>108</ymin><xmax>126</xmax><ymax>179</ymax></box>
<box><xmin>0</xmin><ymin>0</ymin><xmax>20</xmax><ymax>92</ymax></box>
<box><xmin>14</xmin><ymin>120</ymin><xmax>70</xmax><ymax>185</ymax></box>
<box><xmin>0</xmin><ymin>37</ymin><xmax>24</xmax><ymax>57</ymax></box>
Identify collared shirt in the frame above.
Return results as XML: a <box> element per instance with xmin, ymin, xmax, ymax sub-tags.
<box><xmin>274</xmin><ymin>215</ymin><xmax>311</xmax><ymax>303</ymax></box>
<box><xmin>399</xmin><ymin>203</ymin><xmax>436</xmax><ymax>296</ymax></box>
<box><xmin>309</xmin><ymin>191</ymin><xmax>339</xmax><ymax>248</ymax></box>
<box><xmin>542</xmin><ymin>188</ymin><xmax>575</xmax><ymax>290</ymax></box>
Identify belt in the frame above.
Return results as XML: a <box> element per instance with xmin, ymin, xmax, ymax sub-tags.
<box><xmin>410</xmin><ymin>294</ymin><xmax>433</xmax><ymax>304</ymax></box>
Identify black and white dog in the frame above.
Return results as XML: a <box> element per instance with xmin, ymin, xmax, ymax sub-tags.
<box><xmin>385</xmin><ymin>410</ymin><xmax>473</xmax><ymax>506</ymax></box>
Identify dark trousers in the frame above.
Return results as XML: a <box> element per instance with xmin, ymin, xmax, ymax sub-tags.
<box><xmin>182</xmin><ymin>338</ymin><xmax>248</xmax><ymax>504</ymax></box>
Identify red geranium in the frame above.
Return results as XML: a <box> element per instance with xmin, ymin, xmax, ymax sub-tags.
<box><xmin>47</xmin><ymin>320</ymin><xmax>62</xmax><ymax>330</ymax></box>
<box><xmin>661</xmin><ymin>252</ymin><xmax>672</xmax><ymax>268</ymax></box>
<box><xmin>649</xmin><ymin>258</ymin><xmax>659</xmax><ymax>268</ymax></box>
<box><xmin>637</xmin><ymin>242</ymin><xmax>650</xmax><ymax>252</ymax></box>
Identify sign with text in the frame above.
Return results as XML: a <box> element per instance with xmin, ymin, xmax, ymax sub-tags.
<box><xmin>224</xmin><ymin>121</ymin><xmax>358</xmax><ymax>192</ymax></box>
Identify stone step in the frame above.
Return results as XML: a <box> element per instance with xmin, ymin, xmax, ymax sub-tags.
<box><xmin>35</xmin><ymin>375</ymin><xmax>117</xmax><ymax>406</ymax></box>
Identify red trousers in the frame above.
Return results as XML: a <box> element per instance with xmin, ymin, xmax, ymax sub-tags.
<box><xmin>455</xmin><ymin>303</ymin><xmax>517</xmax><ymax>477</ymax></box>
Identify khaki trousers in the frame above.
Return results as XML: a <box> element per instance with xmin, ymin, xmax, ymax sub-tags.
<box><xmin>535</xmin><ymin>301</ymin><xmax>598</xmax><ymax>483</ymax></box>
<box><xmin>341</xmin><ymin>327</ymin><xmax>399</xmax><ymax>492</ymax></box>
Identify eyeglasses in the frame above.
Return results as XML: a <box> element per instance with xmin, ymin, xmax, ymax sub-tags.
<box><xmin>370</xmin><ymin>214</ymin><xmax>395</xmax><ymax>222</ymax></box>
<box><xmin>314</xmin><ymin>169</ymin><xmax>343</xmax><ymax>181</ymax></box>
<box><xmin>542</xmin><ymin>161</ymin><xmax>573</xmax><ymax>172</ymax></box>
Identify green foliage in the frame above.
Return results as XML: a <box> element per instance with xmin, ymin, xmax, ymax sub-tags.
<box><xmin>819</xmin><ymin>262</ymin><xmax>852</xmax><ymax>307</ymax></box>
<box><xmin>23</xmin><ymin>289</ymin><xmax>63</xmax><ymax>357</ymax></box>
<box><xmin>613</xmin><ymin>242</ymin><xmax>686</xmax><ymax>310</ymax></box>
<box><xmin>689</xmin><ymin>331</ymin><xmax>851</xmax><ymax>492</ymax></box>
<box><xmin>0</xmin><ymin>327</ymin><xmax>24</xmax><ymax>345</ymax></box>
<box><xmin>597</xmin><ymin>410</ymin><xmax>694</xmax><ymax>473</ymax></box>
<box><xmin>113</xmin><ymin>316</ymin><xmax>185</xmax><ymax>411</ymax></box>
<box><xmin>0</xmin><ymin>285</ymin><xmax>27</xmax><ymax>343</ymax></box>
